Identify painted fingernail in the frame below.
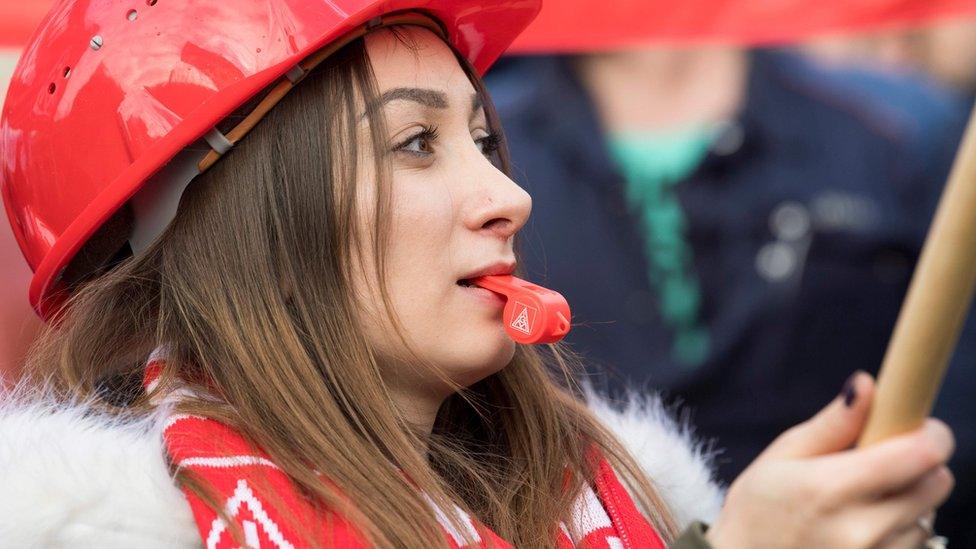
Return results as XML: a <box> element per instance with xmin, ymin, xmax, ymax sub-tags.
<box><xmin>841</xmin><ymin>373</ymin><xmax>858</xmax><ymax>408</ymax></box>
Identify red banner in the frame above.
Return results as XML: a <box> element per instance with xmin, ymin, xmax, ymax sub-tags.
<box><xmin>0</xmin><ymin>3</ymin><xmax>53</xmax><ymax>47</ymax></box>
<box><xmin>509</xmin><ymin>0</ymin><xmax>976</xmax><ymax>52</ymax></box>
<box><xmin>2</xmin><ymin>1</ymin><xmax>976</xmax><ymax>50</ymax></box>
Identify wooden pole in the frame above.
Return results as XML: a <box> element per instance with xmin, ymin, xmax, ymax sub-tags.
<box><xmin>860</xmin><ymin>103</ymin><xmax>976</xmax><ymax>446</ymax></box>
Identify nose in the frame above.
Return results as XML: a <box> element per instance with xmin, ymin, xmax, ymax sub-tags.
<box><xmin>464</xmin><ymin>158</ymin><xmax>532</xmax><ymax>240</ymax></box>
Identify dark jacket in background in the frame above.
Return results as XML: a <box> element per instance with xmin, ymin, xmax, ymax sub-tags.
<box><xmin>486</xmin><ymin>51</ymin><xmax>975</xmax><ymax>543</ymax></box>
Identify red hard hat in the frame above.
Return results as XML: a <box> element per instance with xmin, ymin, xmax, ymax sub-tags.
<box><xmin>1</xmin><ymin>0</ymin><xmax>540</xmax><ymax>319</ymax></box>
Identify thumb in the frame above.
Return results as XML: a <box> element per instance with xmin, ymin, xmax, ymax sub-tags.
<box><xmin>759</xmin><ymin>371</ymin><xmax>875</xmax><ymax>460</ymax></box>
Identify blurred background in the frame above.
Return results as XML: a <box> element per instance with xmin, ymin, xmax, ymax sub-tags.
<box><xmin>0</xmin><ymin>4</ymin><xmax>47</xmax><ymax>385</ymax></box>
<box><xmin>484</xmin><ymin>6</ymin><xmax>976</xmax><ymax>544</ymax></box>
<box><xmin>2</xmin><ymin>0</ymin><xmax>975</xmax><ymax>542</ymax></box>
<box><xmin>805</xmin><ymin>18</ymin><xmax>976</xmax><ymax>98</ymax></box>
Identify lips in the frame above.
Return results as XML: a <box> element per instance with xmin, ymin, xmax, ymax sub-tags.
<box><xmin>456</xmin><ymin>261</ymin><xmax>516</xmax><ymax>287</ymax></box>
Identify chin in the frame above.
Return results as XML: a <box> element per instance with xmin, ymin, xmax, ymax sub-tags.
<box><xmin>448</xmin><ymin>334</ymin><xmax>516</xmax><ymax>388</ymax></box>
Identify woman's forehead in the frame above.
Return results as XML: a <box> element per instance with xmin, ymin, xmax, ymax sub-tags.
<box><xmin>364</xmin><ymin>26</ymin><xmax>477</xmax><ymax>106</ymax></box>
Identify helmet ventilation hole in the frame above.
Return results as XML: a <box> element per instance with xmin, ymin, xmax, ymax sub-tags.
<box><xmin>146</xmin><ymin>0</ymin><xmax>157</xmax><ymax>6</ymax></box>
<box><xmin>127</xmin><ymin>9</ymin><xmax>138</xmax><ymax>21</ymax></box>
<box><xmin>48</xmin><ymin>83</ymin><xmax>56</xmax><ymax>94</ymax></box>
<box><xmin>63</xmin><ymin>67</ymin><xmax>71</xmax><ymax>78</ymax></box>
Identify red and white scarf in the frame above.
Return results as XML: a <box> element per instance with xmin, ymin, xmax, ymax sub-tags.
<box><xmin>146</xmin><ymin>358</ymin><xmax>665</xmax><ymax>549</ymax></box>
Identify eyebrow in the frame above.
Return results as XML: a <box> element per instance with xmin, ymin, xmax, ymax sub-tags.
<box><xmin>377</xmin><ymin>87</ymin><xmax>448</xmax><ymax>109</ymax></box>
<box><xmin>374</xmin><ymin>87</ymin><xmax>485</xmax><ymax>120</ymax></box>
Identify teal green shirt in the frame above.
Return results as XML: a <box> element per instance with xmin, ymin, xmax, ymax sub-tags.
<box><xmin>607</xmin><ymin>127</ymin><xmax>716</xmax><ymax>367</ymax></box>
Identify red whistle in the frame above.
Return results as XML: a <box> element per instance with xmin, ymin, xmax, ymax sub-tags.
<box><xmin>472</xmin><ymin>275</ymin><xmax>572</xmax><ymax>345</ymax></box>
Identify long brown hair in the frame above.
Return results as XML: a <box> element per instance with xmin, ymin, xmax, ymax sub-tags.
<box><xmin>24</xmin><ymin>27</ymin><xmax>678</xmax><ymax>548</ymax></box>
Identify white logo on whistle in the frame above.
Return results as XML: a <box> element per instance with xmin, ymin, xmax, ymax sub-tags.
<box><xmin>510</xmin><ymin>301</ymin><xmax>536</xmax><ymax>335</ymax></box>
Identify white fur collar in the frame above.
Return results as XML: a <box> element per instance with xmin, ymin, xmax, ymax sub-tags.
<box><xmin>0</xmin><ymin>390</ymin><xmax>723</xmax><ymax>547</ymax></box>
<box><xmin>585</xmin><ymin>390</ymin><xmax>725</xmax><ymax>528</ymax></box>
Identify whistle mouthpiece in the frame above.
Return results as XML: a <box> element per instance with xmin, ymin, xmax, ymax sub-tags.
<box><xmin>471</xmin><ymin>275</ymin><xmax>572</xmax><ymax>345</ymax></box>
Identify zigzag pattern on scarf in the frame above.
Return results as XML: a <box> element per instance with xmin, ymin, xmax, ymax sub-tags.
<box><xmin>149</xmin><ymin>359</ymin><xmax>665</xmax><ymax>548</ymax></box>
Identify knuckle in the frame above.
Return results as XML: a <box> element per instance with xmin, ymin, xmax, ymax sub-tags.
<box><xmin>789</xmin><ymin>472</ymin><xmax>820</xmax><ymax>498</ymax></box>
<box><xmin>923</xmin><ymin>421</ymin><xmax>955</xmax><ymax>457</ymax></box>
<box><xmin>935</xmin><ymin>467</ymin><xmax>956</xmax><ymax>497</ymax></box>
<box><xmin>796</xmin><ymin>473</ymin><xmax>843</xmax><ymax>517</ymax></box>
<box><xmin>884</xmin><ymin>525</ymin><xmax>927</xmax><ymax>549</ymax></box>
<box><xmin>912</xmin><ymin>437</ymin><xmax>947</xmax><ymax>470</ymax></box>
<box><xmin>811</xmin><ymin>464</ymin><xmax>858</xmax><ymax>511</ymax></box>
<box><xmin>815</xmin><ymin>481</ymin><xmax>847</xmax><ymax>513</ymax></box>
<box><xmin>841</xmin><ymin>523</ymin><xmax>879</xmax><ymax>549</ymax></box>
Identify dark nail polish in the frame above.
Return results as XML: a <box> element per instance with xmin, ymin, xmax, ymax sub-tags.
<box><xmin>841</xmin><ymin>373</ymin><xmax>858</xmax><ymax>407</ymax></box>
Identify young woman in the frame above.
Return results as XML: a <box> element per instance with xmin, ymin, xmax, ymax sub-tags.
<box><xmin>0</xmin><ymin>1</ymin><xmax>954</xmax><ymax>548</ymax></box>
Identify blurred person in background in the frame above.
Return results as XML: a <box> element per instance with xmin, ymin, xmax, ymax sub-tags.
<box><xmin>486</xmin><ymin>44</ymin><xmax>976</xmax><ymax>543</ymax></box>
<box><xmin>805</xmin><ymin>18</ymin><xmax>976</xmax><ymax>100</ymax></box>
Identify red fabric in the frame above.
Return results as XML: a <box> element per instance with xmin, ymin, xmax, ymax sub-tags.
<box><xmin>3</xmin><ymin>1</ymin><xmax>976</xmax><ymax>49</ymax></box>
<box><xmin>594</xmin><ymin>460</ymin><xmax>666</xmax><ymax>549</ymax></box>
<box><xmin>508</xmin><ymin>0</ymin><xmax>976</xmax><ymax>52</ymax></box>
<box><xmin>148</xmin><ymin>362</ymin><xmax>664</xmax><ymax>548</ymax></box>
<box><xmin>0</xmin><ymin>4</ymin><xmax>52</xmax><ymax>47</ymax></box>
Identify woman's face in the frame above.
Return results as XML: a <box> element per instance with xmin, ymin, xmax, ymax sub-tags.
<box><xmin>354</xmin><ymin>27</ymin><xmax>532</xmax><ymax>399</ymax></box>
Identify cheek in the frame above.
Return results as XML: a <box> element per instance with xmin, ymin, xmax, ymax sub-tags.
<box><xmin>353</xmin><ymin>176</ymin><xmax>458</xmax><ymax>352</ymax></box>
<box><xmin>386</xmin><ymin>178</ymin><xmax>458</xmax><ymax>284</ymax></box>
<box><xmin>385</xmin><ymin>176</ymin><xmax>515</xmax><ymax>377</ymax></box>
<box><xmin>357</xmin><ymin>169</ymin><xmax>512</xmax><ymax>381</ymax></box>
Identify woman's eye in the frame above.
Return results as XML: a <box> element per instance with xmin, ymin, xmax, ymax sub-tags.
<box><xmin>394</xmin><ymin>126</ymin><xmax>439</xmax><ymax>157</ymax></box>
<box><xmin>402</xmin><ymin>134</ymin><xmax>432</xmax><ymax>154</ymax></box>
<box><xmin>476</xmin><ymin>132</ymin><xmax>502</xmax><ymax>157</ymax></box>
